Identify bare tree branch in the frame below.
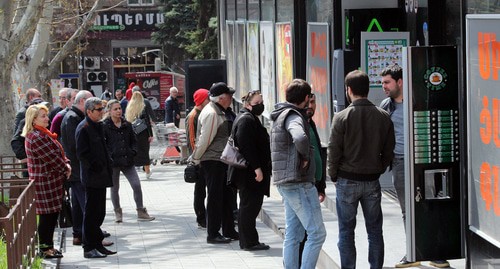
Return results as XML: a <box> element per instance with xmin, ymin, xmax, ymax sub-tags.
<box><xmin>48</xmin><ymin>0</ymin><xmax>107</xmax><ymax>70</ymax></box>
<box><xmin>8</xmin><ymin>0</ymin><xmax>45</xmax><ymax>64</ymax></box>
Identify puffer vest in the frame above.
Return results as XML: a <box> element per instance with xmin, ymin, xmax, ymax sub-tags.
<box><xmin>271</xmin><ymin>108</ymin><xmax>315</xmax><ymax>185</ymax></box>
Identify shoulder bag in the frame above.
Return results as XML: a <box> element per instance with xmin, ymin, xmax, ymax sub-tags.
<box><xmin>220</xmin><ymin>113</ymin><xmax>249</xmax><ymax>169</ymax></box>
<box><xmin>132</xmin><ymin>117</ymin><xmax>147</xmax><ymax>135</ymax></box>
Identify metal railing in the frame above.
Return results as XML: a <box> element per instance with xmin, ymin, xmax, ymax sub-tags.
<box><xmin>0</xmin><ymin>156</ymin><xmax>37</xmax><ymax>269</ymax></box>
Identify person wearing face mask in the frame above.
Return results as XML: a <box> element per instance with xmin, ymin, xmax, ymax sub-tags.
<box><xmin>227</xmin><ymin>90</ymin><xmax>271</xmax><ymax>251</ymax></box>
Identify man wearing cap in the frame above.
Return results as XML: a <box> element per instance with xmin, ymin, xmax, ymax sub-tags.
<box><xmin>191</xmin><ymin>82</ymin><xmax>239</xmax><ymax>244</ymax></box>
<box><xmin>14</xmin><ymin>88</ymin><xmax>42</xmax><ymax>132</ymax></box>
<box><xmin>165</xmin><ymin>86</ymin><xmax>181</xmax><ymax>127</ymax></box>
<box><xmin>185</xmin><ymin>88</ymin><xmax>210</xmax><ymax>229</ymax></box>
<box><xmin>11</xmin><ymin>97</ymin><xmax>51</xmax><ymax>163</ymax></box>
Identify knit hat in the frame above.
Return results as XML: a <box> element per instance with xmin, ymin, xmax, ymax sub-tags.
<box><xmin>193</xmin><ymin>88</ymin><xmax>209</xmax><ymax>106</ymax></box>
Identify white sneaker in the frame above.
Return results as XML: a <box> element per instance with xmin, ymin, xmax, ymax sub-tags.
<box><xmin>146</xmin><ymin>171</ymin><xmax>152</xmax><ymax>179</ymax></box>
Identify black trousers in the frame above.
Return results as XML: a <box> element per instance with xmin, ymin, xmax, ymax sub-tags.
<box><xmin>194</xmin><ymin>169</ymin><xmax>206</xmax><ymax>226</ymax></box>
<box><xmin>238</xmin><ymin>187</ymin><xmax>264</xmax><ymax>249</ymax></box>
<box><xmin>200</xmin><ymin>160</ymin><xmax>237</xmax><ymax>238</ymax></box>
<box><xmin>38</xmin><ymin>212</ymin><xmax>59</xmax><ymax>251</ymax></box>
<box><xmin>83</xmin><ymin>187</ymin><xmax>106</xmax><ymax>252</ymax></box>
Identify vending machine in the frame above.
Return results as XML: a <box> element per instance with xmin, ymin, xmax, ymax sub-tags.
<box><xmin>402</xmin><ymin>45</ymin><xmax>465</xmax><ymax>261</ymax></box>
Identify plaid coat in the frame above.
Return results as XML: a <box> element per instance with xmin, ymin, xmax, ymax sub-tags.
<box><xmin>25</xmin><ymin>129</ymin><xmax>68</xmax><ymax>215</ymax></box>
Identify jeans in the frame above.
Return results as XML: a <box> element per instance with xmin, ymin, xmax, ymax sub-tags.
<box><xmin>69</xmin><ymin>181</ymin><xmax>85</xmax><ymax>239</ymax></box>
<box><xmin>277</xmin><ymin>182</ymin><xmax>326</xmax><ymax>269</ymax></box>
<box><xmin>111</xmin><ymin>166</ymin><xmax>144</xmax><ymax>209</ymax></box>
<box><xmin>336</xmin><ymin>177</ymin><xmax>384</xmax><ymax>269</ymax></box>
<box><xmin>392</xmin><ymin>157</ymin><xmax>406</xmax><ymax>225</ymax></box>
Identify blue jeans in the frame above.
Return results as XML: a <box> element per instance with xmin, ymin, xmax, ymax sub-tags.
<box><xmin>392</xmin><ymin>157</ymin><xmax>406</xmax><ymax>225</ymax></box>
<box><xmin>277</xmin><ymin>182</ymin><xmax>326</xmax><ymax>269</ymax></box>
<box><xmin>336</xmin><ymin>177</ymin><xmax>384</xmax><ymax>269</ymax></box>
<box><xmin>69</xmin><ymin>181</ymin><xmax>85</xmax><ymax>239</ymax></box>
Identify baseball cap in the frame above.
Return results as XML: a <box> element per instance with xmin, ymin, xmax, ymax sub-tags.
<box><xmin>209</xmin><ymin>82</ymin><xmax>235</xmax><ymax>97</ymax></box>
<box><xmin>29</xmin><ymin>98</ymin><xmax>50</xmax><ymax>108</ymax></box>
<box><xmin>193</xmin><ymin>88</ymin><xmax>209</xmax><ymax>106</ymax></box>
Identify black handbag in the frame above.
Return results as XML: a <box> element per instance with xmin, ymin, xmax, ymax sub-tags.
<box><xmin>184</xmin><ymin>163</ymin><xmax>199</xmax><ymax>183</ymax></box>
<box><xmin>58</xmin><ymin>190</ymin><xmax>73</xmax><ymax>228</ymax></box>
<box><xmin>132</xmin><ymin>117</ymin><xmax>147</xmax><ymax>134</ymax></box>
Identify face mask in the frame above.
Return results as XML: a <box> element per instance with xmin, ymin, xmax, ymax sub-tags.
<box><xmin>251</xmin><ymin>103</ymin><xmax>265</xmax><ymax>116</ymax></box>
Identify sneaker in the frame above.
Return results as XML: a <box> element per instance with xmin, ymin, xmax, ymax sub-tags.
<box><xmin>429</xmin><ymin>260</ymin><xmax>450</xmax><ymax>268</ymax></box>
<box><xmin>395</xmin><ymin>256</ymin><xmax>421</xmax><ymax>268</ymax></box>
<box><xmin>146</xmin><ymin>171</ymin><xmax>152</xmax><ymax>179</ymax></box>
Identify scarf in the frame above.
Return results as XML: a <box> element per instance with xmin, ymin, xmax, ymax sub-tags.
<box><xmin>34</xmin><ymin>125</ymin><xmax>66</xmax><ymax>160</ymax></box>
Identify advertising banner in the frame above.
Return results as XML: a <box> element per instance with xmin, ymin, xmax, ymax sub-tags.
<box><xmin>467</xmin><ymin>14</ymin><xmax>500</xmax><ymax>248</ymax></box>
<box><xmin>247</xmin><ymin>22</ymin><xmax>260</xmax><ymax>92</ymax></box>
<box><xmin>235</xmin><ymin>21</ymin><xmax>248</xmax><ymax>100</ymax></box>
<box><xmin>276</xmin><ymin>22</ymin><xmax>294</xmax><ymax>103</ymax></box>
<box><xmin>260</xmin><ymin>21</ymin><xmax>276</xmax><ymax>118</ymax></box>
<box><xmin>226</xmin><ymin>21</ymin><xmax>236</xmax><ymax>89</ymax></box>
<box><xmin>306</xmin><ymin>22</ymin><xmax>331</xmax><ymax>145</ymax></box>
<box><xmin>361</xmin><ymin>32</ymin><xmax>409</xmax><ymax>88</ymax></box>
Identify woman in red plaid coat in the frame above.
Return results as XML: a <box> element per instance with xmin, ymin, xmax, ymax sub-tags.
<box><xmin>23</xmin><ymin>104</ymin><xmax>71</xmax><ymax>259</ymax></box>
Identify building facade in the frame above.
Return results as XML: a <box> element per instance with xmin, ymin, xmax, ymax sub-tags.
<box><xmin>217</xmin><ymin>0</ymin><xmax>500</xmax><ymax>267</ymax></box>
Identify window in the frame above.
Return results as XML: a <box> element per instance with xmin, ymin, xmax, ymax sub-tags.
<box><xmin>128</xmin><ymin>0</ymin><xmax>154</xmax><ymax>6</ymax></box>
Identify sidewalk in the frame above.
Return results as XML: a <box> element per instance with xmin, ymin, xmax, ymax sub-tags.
<box><xmin>44</xmin><ymin>162</ymin><xmax>284</xmax><ymax>269</ymax></box>
<box><xmin>43</xmin><ymin>155</ymin><xmax>466</xmax><ymax>269</ymax></box>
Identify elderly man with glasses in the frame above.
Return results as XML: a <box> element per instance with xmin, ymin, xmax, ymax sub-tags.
<box><xmin>76</xmin><ymin>97</ymin><xmax>115</xmax><ymax>258</ymax></box>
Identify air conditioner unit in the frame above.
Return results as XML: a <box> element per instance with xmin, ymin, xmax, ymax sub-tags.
<box><xmin>87</xmin><ymin>71</ymin><xmax>108</xmax><ymax>82</ymax></box>
<box><xmin>84</xmin><ymin>57</ymin><xmax>100</xmax><ymax>70</ymax></box>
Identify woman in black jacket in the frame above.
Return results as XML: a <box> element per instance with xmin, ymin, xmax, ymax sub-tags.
<box><xmin>228</xmin><ymin>90</ymin><xmax>271</xmax><ymax>251</ymax></box>
<box><xmin>103</xmin><ymin>100</ymin><xmax>154</xmax><ymax>222</ymax></box>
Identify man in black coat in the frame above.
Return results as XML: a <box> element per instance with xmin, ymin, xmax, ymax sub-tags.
<box><xmin>61</xmin><ymin>90</ymin><xmax>92</xmax><ymax>246</ymax></box>
<box><xmin>76</xmin><ymin>97</ymin><xmax>115</xmax><ymax>258</ymax></box>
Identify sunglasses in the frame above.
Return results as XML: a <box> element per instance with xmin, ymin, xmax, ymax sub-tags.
<box><xmin>93</xmin><ymin>107</ymin><xmax>105</xmax><ymax>112</ymax></box>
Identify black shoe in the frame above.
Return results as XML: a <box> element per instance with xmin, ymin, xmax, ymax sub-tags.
<box><xmin>224</xmin><ymin>232</ymin><xmax>239</xmax><ymax>240</ymax></box>
<box><xmin>198</xmin><ymin>223</ymin><xmax>206</xmax><ymax>229</ymax></box>
<box><xmin>84</xmin><ymin>249</ymin><xmax>107</xmax><ymax>258</ymax></box>
<box><xmin>244</xmin><ymin>243</ymin><xmax>270</xmax><ymax>251</ymax></box>
<box><xmin>207</xmin><ymin>235</ymin><xmax>231</xmax><ymax>244</ymax></box>
<box><xmin>97</xmin><ymin>247</ymin><xmax>117</xmax><ymax>255</ymax></box>
<box><xmin>429</xmin><ymin>260</ymin><xmax>450</xmax><ymax>268</ymax></box>
<box><xmin>102</xmin><ymin>230</ymin><xmax>111</xmax><ymax>238</ymax></box>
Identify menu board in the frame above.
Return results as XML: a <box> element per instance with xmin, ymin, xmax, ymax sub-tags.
<box><xmin>361</xmin><ymin>32</ymin><xmax>409</xmax><ymax>87</ymax></box>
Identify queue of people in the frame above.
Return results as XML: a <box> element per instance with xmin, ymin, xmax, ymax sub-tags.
<box><xmin>12</xmin><ymin>86</ymin><xmax>156</xmax><ymax>259</ymax></box>
<box><xmin>13</xmin><ymin>66</ymin><xmax>436</xmax><ymax>268</ymax></box>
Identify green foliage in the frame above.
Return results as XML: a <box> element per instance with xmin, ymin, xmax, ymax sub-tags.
<box><xmin>0</xmin><ymin>236</ymin><xmax>5</xmax><ymax>269</ymax></box>
<box><xmin>1</xmin><ymin>235</ymin><xmax>43</xmax><ymax>269</ymax></box>
<box><xmin>152</xmin><ymin>0</ymin><xmax>217</xmax><ymax>71</ymax></box>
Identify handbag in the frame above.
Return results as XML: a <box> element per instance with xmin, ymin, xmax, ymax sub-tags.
<box><xmin>132</xmin><ymin>117</ymin><xmax>147</xmax><ymax>134</ymax></box>
<box><xmin>184</xmin><ymin>162</ymin><xmax>199</xmax><ymax>183</ymax></box>
<box><xmin>220</xmin><ymin>136</ymin><xmax>248</xmax><ymax>169</ymax></box>
<box><xmin>58</xmin><ymin>190</ymin><xmax>73</xmax><ymax>228</ymax></box>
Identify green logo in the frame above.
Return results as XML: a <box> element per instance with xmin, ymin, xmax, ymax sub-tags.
<box><xmin>424</xmin><ymin>66</ymin><xmax>448</xmax><ymax>91</ymax></box>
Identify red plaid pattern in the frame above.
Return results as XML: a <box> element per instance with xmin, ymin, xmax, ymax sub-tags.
<box><xmin>25</xmin><ymin>130</ymin><xmax>67</xmax><ymax>215</ymax></box>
